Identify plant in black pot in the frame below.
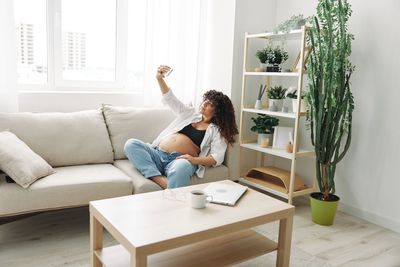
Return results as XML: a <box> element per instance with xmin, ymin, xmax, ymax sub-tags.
<box><xmin>256</xmin><ymin>45</ymin><xmax>288</xmax><ymax>72</ymax></box>
<box><xmin>250</xmin><ymin>114</ymin><xmax>279</xmax><ymax>147</ymax></box>
<box><xmin>271</xmin><ymin>46</ymin><xmax>289</xmax><ymax>72</ymax></box>
<box><xmin>306</xmin><ymin>0</ymin><xmax>355</xmax><ymax>225</ymax></box>
<box><xmin>255</xmin><ymin>46</ymin><xmax>274</xmax><ymax>71</ymax></box>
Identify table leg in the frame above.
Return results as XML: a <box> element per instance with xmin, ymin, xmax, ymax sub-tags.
<box><xmin>276</xmin><ymin>216</ymin><xmax>293</xmax><ymax>267</ymax></box>
<box><xmin>131</xmin><ymin>253</ymin><xmax>147</xmax><ymax>267</ymax></box>
<box><xmin>90</xmin><ymin>214</ymin><xmax>103</xmax><ymax>267</ymax></box>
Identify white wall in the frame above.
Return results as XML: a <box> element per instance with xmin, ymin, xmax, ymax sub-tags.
<box><xmin>228</xmin><ymin>0</ymin><xmax>278</xmax><ymax>178</ymax></box>
<box><xmin>276</xmin><ymin>0</ymin><xmax>400</xmax><ymax>233</ymax></box>
<box><xmin>0</xmin><ymin>0</ymin><xmax>18</xmax><ymax>112</ymax></box>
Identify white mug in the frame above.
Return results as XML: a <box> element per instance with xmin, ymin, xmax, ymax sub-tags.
<box><xmin>190</xmin><ymin>190</ymin><xmax>213</xmax><ymax>209</ymax></box>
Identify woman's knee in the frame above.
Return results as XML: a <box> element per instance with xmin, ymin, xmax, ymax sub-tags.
<box><xmin>166</xmin><ymin>159</ymin><xmax>196</xmax><ymax>188</ymax></box>
<box><xmin>168</xmin><ymin>159</ymin><xmax>194</xmax><ymax>175</ymax></box>
<box><xmin>124</xmin><ymin>138</ymin><xmax>144</xmax><ymax>154</ymax></box>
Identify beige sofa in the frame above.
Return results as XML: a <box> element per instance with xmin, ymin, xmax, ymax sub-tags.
<box><xmin>0</xmin><ymin>105</ymin><xmax>229</xmax><ymax>218</ymax></box>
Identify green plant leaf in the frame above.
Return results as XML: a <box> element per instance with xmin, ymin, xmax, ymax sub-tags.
<box><xmin>250</xmin><ymin>114</ymin><xmax>279</xmax><ymax>134</ymax></box>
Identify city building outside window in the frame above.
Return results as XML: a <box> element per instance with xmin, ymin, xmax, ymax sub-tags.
<box><xmin>14</xmin><ymin>0</ymin><xmax>47</xmax><ymax>84</ymax></box>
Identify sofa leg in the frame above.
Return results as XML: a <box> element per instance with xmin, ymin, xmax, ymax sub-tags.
<box><xmin>0</xmin><ymin>213</ymin><xmax>42</xmax><ymax>225</ymax></box>
<box><xmin>0</xmin><ymin>206</ymin><xmax>88</xmax><ymax>225</ymax></box>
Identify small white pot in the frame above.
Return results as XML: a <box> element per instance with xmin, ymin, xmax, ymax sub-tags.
<box><xmin>259</xmin><ymin>63</ymin><xmax>267</xmax><ymax>72</ymax></box>
<box><xmin>254</xmin><ymin>99</ymin><xmax>263</xmax><ymax>109</ymax></box>
<box><xmin>292</xmin><ymin>99</ymin><xmax>308</xmax><ymax>113</ymax></box>
<box><xmin>282</xmin><ymin>98</ymin><xmax>291</xmax><ymax>112</ymax></box>
<box><xmin>268</xmin><ymin>99</ymin><xmax>283</xmax><ymax>111</ymax></box>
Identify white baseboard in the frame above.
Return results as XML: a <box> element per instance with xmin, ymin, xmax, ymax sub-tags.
<box><xmin>339</xmin><ymin>202</ymin><xmax>400</xmax><ymax>234</ymax></box>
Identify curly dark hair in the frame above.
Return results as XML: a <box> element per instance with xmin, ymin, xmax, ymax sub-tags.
<box><xmin>203</xmin><ymin>90</ymin><xmax>238</xmax><ymax>145</ymax></box>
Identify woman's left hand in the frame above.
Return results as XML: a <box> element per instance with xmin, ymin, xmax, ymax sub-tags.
<box><xmin>177</xmin><ymin>154</ymin><xmax>197</xmax><ymax>164</ymax></box>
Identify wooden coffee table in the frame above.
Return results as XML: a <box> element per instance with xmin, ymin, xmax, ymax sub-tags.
<box><xmin>89</xmin><ymin>180</ymin><xmax>294</xmax><ymax>267</ymax></box>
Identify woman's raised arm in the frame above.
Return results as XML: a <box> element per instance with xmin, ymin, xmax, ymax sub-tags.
<box><xmin>156</xmin><ymin>65</ymin><xmax>172</xmax><ymax>94</ymax></box>
<box><xmin>156</xmin><ymin>66</ymin><xmax>193</xmax><ymax>116</ymax></box>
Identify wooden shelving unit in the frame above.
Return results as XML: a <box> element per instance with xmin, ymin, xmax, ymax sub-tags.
<box><xmin>238</xmin><ymin>26</ymin><xmax>315</xmax><ymax>204</ymax></box>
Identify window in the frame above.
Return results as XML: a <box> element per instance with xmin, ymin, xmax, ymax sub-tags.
<box><xmin>61</xmin><ymin>0</ymin><xmax>116</xmax><ymax>81</ymax></box>
<box><xmin>14</xmin><ymin>0</ymin><xmax>205</xmax><ymax>100</ymax></box>
<box><xmin>14</xmin><ymin>0</ymin><xmax>47</xmax><ymax>84</ymax></box>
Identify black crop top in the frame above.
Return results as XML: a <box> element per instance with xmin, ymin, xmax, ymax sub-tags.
<box><xmin>178</xmin><ymin>124</ymin><xmax>206</xmax><ymax>147</ymax></box>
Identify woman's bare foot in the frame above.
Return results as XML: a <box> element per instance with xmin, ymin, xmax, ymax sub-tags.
<box><xmin>151</xmin><ymin>176</ymin><xmax>168</xmax><ymax>189</ymax></box>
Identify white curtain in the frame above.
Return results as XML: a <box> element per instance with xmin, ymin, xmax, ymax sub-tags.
<box><xmin>141</xmin><ymin>0</ymin><xmax>205</xmax><ymax>107</ymax></box>
<box><xmin>0</xmin><ymin>0</ymin><xmax>18</xmax><ymax>112</ymax></box>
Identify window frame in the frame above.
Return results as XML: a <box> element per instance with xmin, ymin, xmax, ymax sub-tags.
<box><xmin>17</xmin><ymin>0</ymin><xmax>131</xmax><ymax>92</ymax></box>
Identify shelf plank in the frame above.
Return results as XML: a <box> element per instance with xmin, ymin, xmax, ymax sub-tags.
<box><xmin>241</xmin><ymin>143</ymin><xmax>293</xmax><ymax>159</ymax></box>
<box><xmin>95</xmin><ymin>230</ymin><xmax>277</xmax><ymax>267</ymax></box>
<box><xmin>243</xmin><ymin>108</ymin><xmax>304</xmax><ymax>118</ymax></box>
<box><xmin>246</xmin><ymin>29</ymin><xmax>303</xmax><ymax>40</ymax></box>
<box><xmin>295</xmin><ymin>150</ymin><xmax>315</xmax><ymax>157</ymax></box>
<box><xmin>239</xmin><ymin>177</ymin><xmax>289</xmax><ymax>199</ymax></box>
<box><xmin>240</xmin><ymin>142</ymin><xmax>314</xmax><ymax>159</ymax></box>
<box><xmin>244</xmin><ymin>71</ymin><xmax>299</xmax><ymax>77</ymax></box>
<box><xmin>239</xmin><ymin>177</ymin><xmax>313</xmax><ymax>199</ymax></box>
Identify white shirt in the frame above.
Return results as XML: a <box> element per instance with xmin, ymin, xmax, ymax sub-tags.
<box><xmin>151</xmin><ymin>89</ymin><xmax>227</xmax><ymax>178</ymax></box>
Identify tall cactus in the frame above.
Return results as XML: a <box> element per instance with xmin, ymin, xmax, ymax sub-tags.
<box><xmin>306</xmin><ymin>0</ymin><xmax>355</xmax><ymax>200</ymax></box>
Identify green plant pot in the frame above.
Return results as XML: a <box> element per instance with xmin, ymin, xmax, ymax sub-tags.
<box><xmin>310</xmin><ymin>192</ymin><xmax>340</xmax><ymax>226</ymax></box>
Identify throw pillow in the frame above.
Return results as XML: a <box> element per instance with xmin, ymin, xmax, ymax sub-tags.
<box><xmin>0</xmin><ymin>131</ymin><xmax>55</xmax><ymax>188</ymax></box>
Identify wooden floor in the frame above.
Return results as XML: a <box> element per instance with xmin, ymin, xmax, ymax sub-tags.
<box><xmin>0</xmin><ymin>197</ymin><xmax>399</xmax><ymax>267</ymax></box>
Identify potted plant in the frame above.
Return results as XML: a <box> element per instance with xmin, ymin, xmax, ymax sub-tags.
<box><xmin>251</xmin><ymin>114</ymin><xmax>279</xmax><ymax>147</ymax></box>
<box><xmin>270</xmin><ymin>46</ymin><xmax>289</xmax><ymax>72</ymax></box>
<box><xmin>254</xmin><ymin>84</ymin><xmax>266</xmax><ymax>109</ymax></box>
<box><xmin>273</xmin><ymin>14</ymin><xmax>308</xmax><ymax>34</ymax></box>
<box><xmin>306</xmin><ymin>0</ymin><xmax>355</xmax><ymax>225</ymax></box>
<box><xmin>256</xmin><ymin>45</ymin><xmax>289</xmax><ymax>72</ymax></box>
<box><xmin>268</xmin><ymin>86</ymin><xmax>286</xmax><ymax>111</ymax></box>
<box><xmin>255</xmin><ymin>46</ymin><xmax>274</xmax><ymax>71</ymax></box>
<box><xmin>286</xmin><ymin>88</ymin><xmax>307</xmax><ymax>113</ymax></box>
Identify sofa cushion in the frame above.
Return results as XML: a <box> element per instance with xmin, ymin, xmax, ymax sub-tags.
<box><xmin>0</xmin><ymin>131</ymin><xmax>55</xmax><ymax>188</ymax></box>
<box><xmin>0</xmin><ymin>164</ymin><xmax>133</xmax><ymax>216</ymax></box>
<box><xmin>113</xmin><ymin>160</ymin><xmax>163</xmax><ymax>194</ymax></box>
<box><xmin>113</xmin><ymin>160</ymin><xmax>230</xmax><ymax>193</ymax></box>
<box><xmin>187</xmin><ymin>164</ymin><xmax>230</xmax><ymax>185</ymax></box>
<box><xmin>102</xmin><ymin>105</ymin><xmax>175</xmax><ymax>160</ymax></box>
<box><xmin>0</xmin><ymin>110</ymin><xmax>113</xmax><ymax>167</ymax></box>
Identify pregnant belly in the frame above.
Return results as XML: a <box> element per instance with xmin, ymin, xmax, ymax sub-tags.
<box><xmin>159</xmin><ymin>133</ymin><xmax>200</xmax><ymax>157</ymax></box>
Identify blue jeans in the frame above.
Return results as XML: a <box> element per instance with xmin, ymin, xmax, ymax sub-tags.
<box><xmin>124</xmin><ymin>138</ymin><xmax>197</xmax><ymax>188</ymax></box>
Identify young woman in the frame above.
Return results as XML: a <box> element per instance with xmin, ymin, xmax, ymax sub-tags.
<box><xmin>124</xmin><ymin>65</ymin><xmax>238</xmax><ymax>189</ymax></box>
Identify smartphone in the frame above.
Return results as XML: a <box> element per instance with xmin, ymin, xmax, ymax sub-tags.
<box><xmin>163</xmin><ymin>68</ymin><xmax>173</xmax><ymax>77</ymax></box>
